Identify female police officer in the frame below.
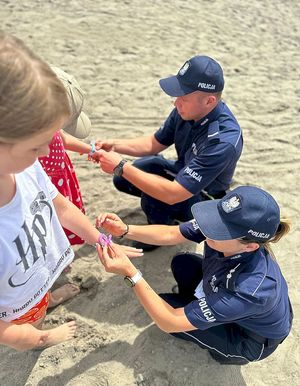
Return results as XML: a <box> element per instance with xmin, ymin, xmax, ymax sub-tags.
<box><xmin>96</xmin><ymin>186</ymin><xmax>293</xmax><ymax>365</ymax></box>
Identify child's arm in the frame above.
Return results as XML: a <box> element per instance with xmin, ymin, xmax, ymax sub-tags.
<box><xmin>0</xmin><ymin>320</ymin><xmax>49</xmax><ymax>351</ymax></box>
<box><xmin>60</xmin><ymin>131</ymin><xmax>93</xmax><ymax>155</ymax></box>
<box><xmin>53</xmin><ymin>192</ymin><xmax>99</xmax><ymax>245</ymax></box>
<box><xmin>96</xmin><ymin>212</ymin><xmax>187</xmax><ymax>245</ymax></box>
<box><xmin>53</xmin><ymin>193</ymin><xmax>143</xmax><ymax>258</ymax></box>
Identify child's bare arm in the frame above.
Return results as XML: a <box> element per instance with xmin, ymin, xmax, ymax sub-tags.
<box><xmin>0</xmin><ymin>320</ymin><xmax>48</xmax><ymax>351</ymax></box>
<box><xmin>53</xmin><ymin>193</ymin><xmax>143</xmax><ymax>258</ymax></box>
<box><xmin>60</xmin><ymin>131</ymin><xmax>92</xmax><ymax>154</ymax></box>
<box><xmin>53</xmin><ymin>192</ymin><xmax>99</xmax><ymax>245</ymax></box>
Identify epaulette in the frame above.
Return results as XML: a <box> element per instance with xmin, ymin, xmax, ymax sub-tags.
<box><xmin>207</xmin><ymin>121</ymin><xmax>220</xmax><ymax>143</ymax></box>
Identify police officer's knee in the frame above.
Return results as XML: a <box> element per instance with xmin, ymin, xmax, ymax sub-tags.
<box><xmin>171</xmin><ymin>252</ymin><xmax>204</xmax><ymax>276</ymax></box>
<box><xmin>112</xmin><ymin>175</ymin><xmax>124</xmax><ymax>191</ymax></box>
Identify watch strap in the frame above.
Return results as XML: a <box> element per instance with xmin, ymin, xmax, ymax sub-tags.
<box><xmin>131</xmin><ymin>270</ymin><xmax>143</xmax><ymax>284</ymax></box>
<box><xmin>124</xmin><ymin>270</ymin><xmax>143</xmax><ymax>287</ymax></box>
<box><xmin>113</xmin><ymin>159</ymin><xmax>127</xmax><ymax>177</ymax></box>
<box><xmin>118</xmin><ymin>223</ymin><xmax>129</xmax><ymax>239</ymax></box>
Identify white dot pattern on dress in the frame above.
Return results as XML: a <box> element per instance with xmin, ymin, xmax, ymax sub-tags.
<box><xmin>38</xmin><ymin>131</ymin><xmax>85</xmax><ymax>246</ymax></box>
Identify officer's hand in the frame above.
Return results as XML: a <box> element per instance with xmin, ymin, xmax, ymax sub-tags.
<box><xmin>97</xmin><ymin>243</ymin><xmax>136</xmax><ymax>276</ymax></box>
<box><xmin>98</xmin><ymin>150</ymin><xmax>123</xmax><ymax>174</ymax></box>
<box><xmin>88</xmin><ymin>150</ymin><xmax>101</xmax><ymax>163</ymax></box>
<box><xmin>96</xmin><ymin>212</ymin><xmax>126</xmax><ymax>237</ymax></box>
<box><xmin>117</xmin><ymin>244</ymin><xmax>143</xmax><ymax>258</ymax></box>
<box><xmin>95</xmin><ymin>139</ymin><xmax>115</xmax><ymax>152</ymax></box>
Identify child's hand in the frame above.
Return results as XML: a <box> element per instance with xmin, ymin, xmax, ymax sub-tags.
<box><xmin>96</xmin><ymin>213</ymin><xmax>127</xmax><ymax>237</ymax></box>
<box><xmin>97</xmin><ymin>243</ymin><xmax>136</xmax><ymax>276</ymax></box>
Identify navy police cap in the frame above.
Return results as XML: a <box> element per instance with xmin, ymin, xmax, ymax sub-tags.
<box><xmin>159</xmin><ymin>55</ymin><xmax>224</xmax><ymax>97</ymax></box>
<box><xmin>191</xmin><ymin>186</ymin><xmax>280</xmax><ymax>242</ymax></box>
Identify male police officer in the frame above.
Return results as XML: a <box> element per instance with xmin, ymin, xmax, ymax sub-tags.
<box><xmin>97</xmin><ymin>55</ymin><xmax>243</xmax><ymax>249</ymax></box>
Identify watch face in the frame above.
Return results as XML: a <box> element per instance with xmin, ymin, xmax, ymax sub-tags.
<box><xmin>124</xmin><ymin>276</ymin><xmax>134</xmax><ymax>287</ymax></box>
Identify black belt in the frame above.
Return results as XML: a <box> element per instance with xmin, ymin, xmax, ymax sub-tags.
<box><xmin>242</xmin><ymin>329</ymin><xmax>286</xmax><ymax>348</ymax></box>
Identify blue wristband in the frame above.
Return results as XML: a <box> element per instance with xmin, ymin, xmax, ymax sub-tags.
<box><xmin>89</xmin><ymin>141</ymin><xmax>96</xmax><ymax>154</ymax></box>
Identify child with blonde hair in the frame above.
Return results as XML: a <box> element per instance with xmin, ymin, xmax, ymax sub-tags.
<box><xmin>0</xmin><ymin>31</ymin><xmax>141</xmax><ymax>351</ymax></box>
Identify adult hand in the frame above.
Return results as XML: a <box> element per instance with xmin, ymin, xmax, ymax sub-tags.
<box><xmin>88</xmin><ymin>150</ymin><xmax>101</xmax><ymax>163</ymax></box>
<box><xmin>117</xmin><ymin>244</ymin><xmax>143</xmax><ymax>258</ymax></box>
<box><xmin>96</xmin><ymin>212</ymin><xmax>127</xmax><ymax>237</ymax></box>
<box><xmin>98</xmin><ymin>149</ymin><xmax>123</xmax><ymax>174</ymax></box>
<box><xmin>95</xmin><ymin>139</ymin><xmax>115</xmax><ymax>152</ymax></box>
<box><xmin>97</xmin><ymin>243</ymin><xmax>137</xmax><ymax>276</ymax></box>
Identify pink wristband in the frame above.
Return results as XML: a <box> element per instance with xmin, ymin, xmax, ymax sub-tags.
<box><xmin>98</xmin><ymin>233</ymin><xmax>112</xmax><ymax>247</ymax></box>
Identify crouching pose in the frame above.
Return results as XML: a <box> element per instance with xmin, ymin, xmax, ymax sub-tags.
<box><xmin>96</xmin><ymin>186</ymin><xmax>293</xmax><ymax>365</ymax></box>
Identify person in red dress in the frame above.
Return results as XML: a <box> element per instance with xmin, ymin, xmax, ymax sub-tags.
<box><xmin>39</xmin><ymin>67</ymin><xmax>96</xmax><ymax>245</ymax></box>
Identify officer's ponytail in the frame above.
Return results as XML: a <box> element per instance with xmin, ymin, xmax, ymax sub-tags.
<box><xmin>240</xmin><ymin>218</ymin><xmax>291</xmax><ymax>259</ymax></box>
<box><xmin>269</xmin><ymin>219</ymin><xmax>291</xmax><ymax>244</ymax></box>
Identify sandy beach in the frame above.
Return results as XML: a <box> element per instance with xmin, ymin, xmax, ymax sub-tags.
<box><xmin>1</xmin><ymin>0</ymin><xmax>300</xmax><ymax>385</ymax></box>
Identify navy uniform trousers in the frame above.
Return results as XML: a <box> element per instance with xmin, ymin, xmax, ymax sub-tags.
<box><xmin>160</xmin><ymin>252</ymin><xmax>285</xmax><ymax>365</ymax></box>
<box><xmin>113</xmin><ymin>155</ymin><xmax>205</xmax><ymax>225</ymax></box>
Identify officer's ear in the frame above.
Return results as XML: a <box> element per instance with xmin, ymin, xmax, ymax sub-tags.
<box><xmin>206</xmin><ymin>95</ymin><xmax>217</xmax><ymax>106</ymax></box>
<box><xmin>243</xmin><ymin>242</ymin><xmax>260</xmax><ymax>252</ymax></box>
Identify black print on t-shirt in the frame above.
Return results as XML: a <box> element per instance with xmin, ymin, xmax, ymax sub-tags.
<box><xmin>8</xmin><ymin>191</ymin><xmax>53</xmax><ymax>288</ymax></box>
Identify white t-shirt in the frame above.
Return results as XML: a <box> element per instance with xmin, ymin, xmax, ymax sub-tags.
<box><xmin>0</xmin><ymin>161</ymin><xmax>74</xmax><ymax>321</ymax></box>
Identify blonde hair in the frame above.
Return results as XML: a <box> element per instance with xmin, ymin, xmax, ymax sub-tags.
<box><xmin>240</xmin><ymin>219</ymin><xmax>291</xmax><ymax>258</ymax></box>
<box><xmin>0</xmin><ymin>31</ymin><xmax>70</xmax><ymax>143</ymax></box>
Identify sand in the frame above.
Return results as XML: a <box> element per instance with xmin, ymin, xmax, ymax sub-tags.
<box><xmin>1</xmin><ymin>0</ymin><xmax>300</xmax><ymax>385</ymax></box>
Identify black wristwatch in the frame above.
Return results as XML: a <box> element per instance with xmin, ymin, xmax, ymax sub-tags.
<box><xmin>113</xmin><ymin>159</ymin><xmax>127</xmax><ymax>177</ymax></box>
<box><xmin>124</xmin><ymin>270</ymin><xmax>143</xmax><ymax>287</ymax></box>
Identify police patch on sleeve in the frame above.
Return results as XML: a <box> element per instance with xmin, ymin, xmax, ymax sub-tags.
<box><xmin>197</xmin><ymin>297</ymin><xmax>216</xmax><ymax>322</ymax></box>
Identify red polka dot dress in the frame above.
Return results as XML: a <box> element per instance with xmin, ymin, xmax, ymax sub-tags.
<box><xmin>39</xmin><ymin>131</ymin><xmax>85</xmax><ymax>245</ymax></box>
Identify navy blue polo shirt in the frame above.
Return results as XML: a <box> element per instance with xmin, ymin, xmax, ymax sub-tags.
<box><xmin>154</xmin><ymin>101</ymin><xmax>243</xmax><ymax>195</ymax></box>
<box><xmin>178</xmin><ymin>220</ymin><xmax>292</xmax><ymax>339</ymax></box>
